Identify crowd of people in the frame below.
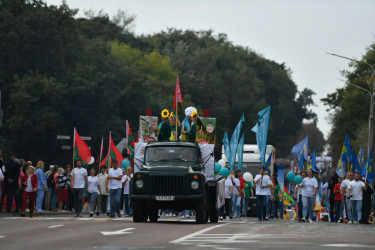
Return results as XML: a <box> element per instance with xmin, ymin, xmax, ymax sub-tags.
<box><xmin>0</xmin><ymin>150</ymin><xmax>135</xmax><ymax>218</ymax></box>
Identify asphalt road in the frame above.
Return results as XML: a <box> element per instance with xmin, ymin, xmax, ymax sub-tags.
<box><xmin>0</xmin><ymin>213</ymin><xmax>375</xmax><ymax>249</ymax></box>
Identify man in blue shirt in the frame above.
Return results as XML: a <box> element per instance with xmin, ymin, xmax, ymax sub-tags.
<box><xmin>35</xmin><ymin>161</ymin><xmax>47</xmax><ymax>211</ymax></box>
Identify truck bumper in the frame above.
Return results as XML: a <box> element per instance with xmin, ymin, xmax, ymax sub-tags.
<box><xmin>131</xmin><ymin>195</ymin><xmax>205</xmax><ymax>210</ymax></box>
<box><xmin>131</xmin><ymin>194</ymin><xmax>204</xmax><ymax>201</ymax></box>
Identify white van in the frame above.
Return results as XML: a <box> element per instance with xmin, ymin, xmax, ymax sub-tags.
<box><xmin>221</xmin><ymin>144</ymin><xmax>275</xmax><ymax>176</ymax></box>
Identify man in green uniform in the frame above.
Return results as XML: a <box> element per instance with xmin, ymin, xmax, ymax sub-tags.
<box><xmin>169</xmin><ymin>112</ymin><xmax>181</xmax><ymax>141</ymax></box>
<box><xmin>158</xmin><ymin>109</ymin><xmax>171</xmax><ymax>142</ymax></box>
<box><xmin>243</xmin><ymin>180</ymin><xmax>254</xmax><ymax>217</ymax></box>
<box><xmin>182</xmin><ymin>109</ymin><xmax>197</xmax><ymax>142</ymax></box>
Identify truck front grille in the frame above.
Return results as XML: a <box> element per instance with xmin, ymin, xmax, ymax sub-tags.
<box><xmin>152</xmin><ymin>176</ymin><xmax>183</xmax><ymax>192</ymax></box>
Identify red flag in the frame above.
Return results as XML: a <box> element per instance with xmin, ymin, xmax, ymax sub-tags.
<box><xmin>173</xmin><ymin>75</ymin><xmax>183</xmax><ymax>110</ymax></box>
<box><xmin>109</xmin><ymin>132</ymin><xmax>124</xmax><ymax>164</ymax></box>
<box><xmin>126</xmin><ymin>120</ymin><xmax>135</xmax><ymax>154</ymax></box>
<box><xmin>73</xmin><ymin>128</ymin><xmax>92</xmax><ymax>164</ymax></box>
<box><xmin>100</xmin><ymin>150</ymin><xmax>110</xmax><ymax>167</ymax></box>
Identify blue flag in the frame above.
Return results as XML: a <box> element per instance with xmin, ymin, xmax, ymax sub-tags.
<box><xmin>358</xmin><ymin>145</ymin><xmax>365</xmax><ymax>169</ymax></box>
<box><xmin>265</xmin><ymin>150</ymin><xmax>273</xmax><ymax>174</ymax></box>
<box><xmin>298</xmin><ymin>148</ymin><xmax>305</xmax><ymax>171</ymax></box>
<box><xmin>229</xmin><ymin>113</ymin><xmax>245</xmax><ymax>170</ymax></box>
<box><xmin>223</xmin><ymin>131</ymin><xmax>231</xmax><ymax>161</ymax></box>
<box><xmin>237</xmin><ymin>132</ymin><xmax>245</xmax><ymax>171</ymax></box>
<box><xmin>292</xmin><ymin>134</ymin><xmax>309</xmax><ymax>161</ymax></box>
<box><xmin>182</xmin><ymin>116</ymin><xmax>191</xmax><ymax>131</ymax></box>
<box><xmin>351</xmin><ymin>148</ymin><xmax>362</xmax><ymax>174</ymax></box>
<box><xmin>255</xmin><ymin>106</ymin><xmax>271</xmax><ymax>166</ymax></box>
<box><xmin>361</xmin><ymin>148</ymin><xmax>373</xmax><ymax>183</ymax></box>
<box><xmin>277</xmin><ymin>164</ymin><xmax>284</xmax><ymax>190</ymax></box>
<box><xmin>341</xmin><ymin>134</ymin><xmax>353</xmax><ymax>163</ymax></box>
<box><xmin>308</xmin><ymin>149</ymin><xmax>319</xmax><ymax>172</ymax></box>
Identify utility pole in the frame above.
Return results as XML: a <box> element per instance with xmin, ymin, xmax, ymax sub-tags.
<box><xmin>327</xmin><ymin>53</ymin><xmax>375</xmax><ymax>157</ymax></box>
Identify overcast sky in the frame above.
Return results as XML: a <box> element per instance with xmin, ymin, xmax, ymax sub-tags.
<box><xmin>47</xmin><ymin>0</ymin><xmax>375</xmax><ymax>138</ymax></box>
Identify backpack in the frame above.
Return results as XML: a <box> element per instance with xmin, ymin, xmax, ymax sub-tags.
<box><xmin>47</xmin><ymin>174</ymin><xmax>56</xmax><ymax>188</ymax></box>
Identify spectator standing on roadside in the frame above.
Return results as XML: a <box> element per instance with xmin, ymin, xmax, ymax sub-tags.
<box><xmin>70</xmin><ymin>159</ymin><xmax>88</xmax><ymax>217</ymax></box>
<box><xmin>106</xmin><ymin>161</ymin><xmax>123</xmax><ymax>218</ymax></box>
<box><xmin>347</xmin><ymin>173</ymin><xmax>366</xmax><ymax>224</ymax></box>
<box><xmin>56</xmin><ymin>168</ymin><xmax>68</xmax><ymax>212</ymax></box>
<box><xmin>47</xmin><ymin>165</ymin><xmax>58</xmax><ymax>211</ymax></box>
<box><xmin>64</xmin><ymin>164</ymin><xmax>74</xmax><ymax>211</ymax></box>
<box><xmin>44</xmin><ymin>165</ymin><xmax>54</xmax><ymax>211</ymax></box>
<box><xmin>20</xmin><ymin>166</ymin><xmax>38</xmax><ymax>217</ymax></box>
<box><xmin>3</xmin><ymin>152</ymin><xmax>21</xmax><ymax>213</ymax></box>
<box><xmin>121</xmin><ymin>166</ymin><xmax>133</xmax><ymax>217</ymax></box>
<box><xmin>231</xmin><ymin>171</ymin><xmax>241</xmax><ymax>218</ymax></box>
<box><xmin>341</xmin><ymin>172</ymin><xmax>354</xmax><ymax>223</ymax></box>
<box><xmin>88</xmin><ymin>168</ymin><xmax>101</xmax><ymax>217</ymax></box>
<box><xmin>294</xmin><ymin>172</ymin><xmax>307</xmax><ymax>222</ymax></box>
<box><xmin>299</xmin><ymin>169</ymin><xmax>318</xmax><ymax>223</ymax></box>
<box><xmin>361</xmin><ymin>180</ymin><xmax>373</xmax><ymax>224</ymax></box>
<box><xmin>333</xmin><ymin>177</ymin><xmax>343</xmax><ymax>222</ymax></box>
<box><xmin>254</xmin><ymin>167</ymin><xmax>274</xmax><ymax>221</ymax></box>
<box><xmin>98</xmin><ymin>166</ymin><xmax>108</xmax><ymax>215</ymax></box>
<box><xmin>35</xmin><ymin>161</ymin><xmax>47</xmax><ymax>212</ymax></box>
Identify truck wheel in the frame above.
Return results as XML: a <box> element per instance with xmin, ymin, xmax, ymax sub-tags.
<box><xmin>209</xmin><ymin>208</ymin><xmax>219</xmax><ymax>223</ymax></box>
<box><xmin>133</xmin><ymin>201</ymin><xmax>146</xmax><ymax>223</ymax></box>
<box><xmin>195</xmin><ymin>200</ymin><xmax>207</xmax><ymax>224</ymax></box>
<box><xmin>149</xmin><ymin>207</ymin><xmax>159</xmax><ymax>222</ymax></box>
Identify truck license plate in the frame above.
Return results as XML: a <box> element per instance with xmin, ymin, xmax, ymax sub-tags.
<box><xmin>155</xmin><ymin>196</ymin><xmax>175</xmax><ymax>201</ymax></box>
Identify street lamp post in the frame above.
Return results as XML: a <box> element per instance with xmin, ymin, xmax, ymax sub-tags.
<box><xmin>328</xmin><ymin>53</ymin><xmax>375</xmax><ymax>157</ymax></box>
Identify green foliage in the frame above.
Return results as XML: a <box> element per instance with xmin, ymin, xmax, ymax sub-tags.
<box><xmin>322</xmin><ymin>44</ymin><xmax>375</xmax><ymax>166</ymax></box>
<box><xmin>0</xmin><ymin>1</ymin><xmax>316</xmax><ymax>164</ymax></box>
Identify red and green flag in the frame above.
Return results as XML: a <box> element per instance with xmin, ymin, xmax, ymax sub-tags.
<box><xmin>109</xmin><ymin>131</ymin><xmax>124</xmax><ymax>164</ymax></box>
<box><xmin>73</xmin><ymin>128</ymin><xmax>92</xmax><ymax>165</ymax></box>
<box><xmin>283</xmin><ymin>185</ymin><xmax>295</xmax><ymax>204</ymax></box>
<box><xmin>173</xmin><ymin>75</ymin><xmax>183</xmax><ymax>120</ymax></box>
<box><xmin>126</xmin><ymin>120</ymin><xmax>135</xmax><ymax>156</ymax></box>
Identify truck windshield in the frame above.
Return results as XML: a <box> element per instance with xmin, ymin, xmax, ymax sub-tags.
<box><xmin>145</xmin><ymin>146</ymin><xmax>199</xmax><ymax>164</ymax></box>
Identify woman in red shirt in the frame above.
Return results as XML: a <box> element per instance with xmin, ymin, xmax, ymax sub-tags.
<box><xmin>333</xmin><ymin>177</ymin><xmax>343</xmax><ymax>223</ymax></box>
<box><xmin>20</xmin><ymin>166</ymin><xmax>38</xmax><ymax>217</ymax></box>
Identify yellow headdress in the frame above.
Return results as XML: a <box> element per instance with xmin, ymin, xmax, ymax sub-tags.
<box><xmin>191</xmin><ymin>109</ymin><xmax>198</xmax><ymax>118</ymax></box>
<box><xmin>161</xmin><ymin>109</ymin><xmax>170</xmax><ymax>118</ymax></box>
<box><xmin>169</xmin><ymin>112</ymin><xmax>175</xmax><ymax>119</ymax></box>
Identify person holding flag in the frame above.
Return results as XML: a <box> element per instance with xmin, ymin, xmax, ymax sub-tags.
<box><xmin>169</xmin><ymin>112</ymin><xmax>181</xmax><ymax>141</ymax></box>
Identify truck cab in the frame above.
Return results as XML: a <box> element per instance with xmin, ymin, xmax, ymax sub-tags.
<box><xmin>131</xmin><ymin>141</ymin><xmax>223</xmax><ymax>224</ymax></box>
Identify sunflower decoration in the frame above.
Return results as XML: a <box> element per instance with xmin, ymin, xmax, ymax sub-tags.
<box><xmin>161</xmin><ymin>109</ymin><xmax>170</xmax><ymax>118</ymax></box>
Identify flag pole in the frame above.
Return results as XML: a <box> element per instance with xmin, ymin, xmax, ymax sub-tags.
<box><xmin>99</xmin><ymin>137</ymin><xmax>103</xmax><ymax>168</ymax></box>
<box><xmin>126</xmin><ymin>120</ymin><xmax>129</xmax><ymax>154</ymax></box>
<box><xmin>176</xmin><ymin>75</ymin><xmax>178</xmax><ymax>141</ymax></box>
<box><xmin>107</xmin><ymin>131</ymin><xmax>111</xmax><ymax>170</ymax></box>
<box><xmin>72</xmin><ymin>127</ymin><xmax>76</xmax><ymax>170</ymax></box>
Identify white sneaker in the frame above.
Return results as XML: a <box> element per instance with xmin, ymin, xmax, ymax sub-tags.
<box><xmin>219</xmin><ymin>216</ymin><xmax>223</xmax><ymax>220</ymax></box>
<box><xmin>186</xmin><ymin>215</ymin><xmax>190</xmax><ymax>218</ymax></box>
<box><xmin>166</xmin><ymin>214</ymin><xmax>169</xmax><ymax>217</ymax></box>
<box><xmin>348</xmin><ymin>221</ymin><xmax>353</xmax><ymax>224</ymax></box>
<box><xmin>309</xmin><ymin>219</ymin><xmax>313</xmax><ymax>223</ymax></box>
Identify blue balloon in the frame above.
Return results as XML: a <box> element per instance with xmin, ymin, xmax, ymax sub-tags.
<box><xmin>214</xmin><ymin>162</ymin><xmax>221</xmax><ymax>173</ymax></box>
<box><xmin>287</xmin><ymin>172</ymin><xmax>295</xmax><ymax>182</ymax></box>
<box><xmin>294</xmin><ymin>175</ymin><xmax>303</xmax><ymax>184</ymax></box>
<box><xmin>121</xmin><ymin>159</ymin><xmax>131</xmax><ymax>169</ymax></box>
<box><xmin>219</xmin><ymin>168</ymin><xmax>230</xmax><ymax>177</ymax></box>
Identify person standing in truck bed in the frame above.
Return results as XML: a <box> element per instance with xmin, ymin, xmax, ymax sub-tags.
<box><xmin>158</xmin><ymin>109</ymin><xmax>171</xmax><ymax>142</ymax></box>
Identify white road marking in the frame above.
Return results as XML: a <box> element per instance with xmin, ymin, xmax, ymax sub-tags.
<box><xmin>100</xmin><ymin>228</ymin><xmax>134</xmax><ymax>236</ymax></box>
<box><xmin>48</xmin><ymin>224</ymin><xmax>64</xmax><ymax>229</ymax></box>
<box><xmin>170</xmin><ymin>223</ymin><xmax>231</xmax><ymax>244</ymax></box>
<box><xmin>0</xmin><ymin>236</ymin><xmax>6</xmax><ymax>239</ymax></box>
<box><xmin>75</xmin><ymin>218</ymin><xmax>93</xmax><ymax>221</ymax></box>
<box><xmin>321</xmin><ymin>244</ymin><xmax>372</xmax><ymax>248</ymax></box>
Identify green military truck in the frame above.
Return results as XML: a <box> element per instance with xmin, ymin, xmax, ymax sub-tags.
<box><xmin>130</xmin><ymin>141</ymin><xmax>225</xmax><ymax>224</ymax></box>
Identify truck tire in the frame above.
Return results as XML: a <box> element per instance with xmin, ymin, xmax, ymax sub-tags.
<box><xmin>195</xmin><ymin>200</ymin><xmax>207</xmax><ymax>224</ymax></box>
<box><xmin>209</xmin><ymin>208</ymin><xmax>219</xmax><ymax>223</ymax></box>
<box><xmin>133</xmin><ymin>201</ymin><xmax>147</xmax><ymax>223</ymax></box>
<box><xmin>148</xmin><ymin>207</ymin><xmax>159</xmax><ymax>222</ymax></box>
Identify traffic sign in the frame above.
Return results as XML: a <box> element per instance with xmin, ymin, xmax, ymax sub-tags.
<box><xmin>57</xmin><ymin>135</ymin><xmax>70</xmax><ymax>140</ymax></box>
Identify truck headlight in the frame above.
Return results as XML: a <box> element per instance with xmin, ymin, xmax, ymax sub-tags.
<box><xmin>191</xmin><ymin>181</ymin><xmax>199</xmax><ymax>189</ymax></box>
<box><xmin>136</xmin><ymin>180</ymin><xmax>144</xmax><ymax>189</ymax></box>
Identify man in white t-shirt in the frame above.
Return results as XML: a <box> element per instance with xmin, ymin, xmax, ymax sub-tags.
<box><xmin>121</xmin><ymin>167</ymin><xmax>133</xmax><ymax>216</ymax></box>
<box><xmin>230</xmin><ymin>172</ymin><xmax>241</xmax><ymax>217</ymax></box>
<box><xmin>70</xmin><ymin>159</ymin><xmax>88</xmax><ymax>217</ymax></box>
<box><xmin>254</xmin><ymin>167</ymin><xmax>273</xmax><ymax>221</ymax></box>
<box><xmin>341</xmin><ymin>172</ymin><xmax>354</xmax><ymax>223</ymax></box>
<box><xmin>106</xmin><ymin>161</ymin><xmax>123</xmax><ymax>218</ymax></box>
<box><xmin>347</xmin><ymin>173</ymin><xmax>367</xmax><ymax>223</ymax></box>
<box><xmin>98</xmin><ymin>166</ymin><xmax>109</xmax><ymax>215</ymax></box>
